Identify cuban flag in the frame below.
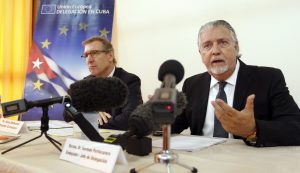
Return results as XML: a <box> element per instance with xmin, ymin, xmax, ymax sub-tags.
<box><xmin>21</xmin><ymin>0</ymin><xmax>114</xmax><ymax>120</ymax></box>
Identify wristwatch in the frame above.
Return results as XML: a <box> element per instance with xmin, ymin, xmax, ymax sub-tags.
<box><xmin>246</xmin><ymin>131</ymin><xmax>257</xmax><ymax>146</ymax></box>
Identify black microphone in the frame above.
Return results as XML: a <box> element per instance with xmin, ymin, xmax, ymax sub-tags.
<box><xmin>106</xmin><ymin>91</ymin><xmax>187</xmax><ymax>156</ymax></box>
<box><xmin>1</xmin><ymin>77</ymin><xmax>129</xmax><ymax>117</ymax></box>
<box><xmin>1</xmin><ymin>96</ymin><xmax>71</xmax><ymax>117</ymax></box>
<box><xmin>152</xmin><ymin>59</ymin><xmax>185</xmax><ymax>124</ymax></box>
<box><xmin>1</xmin><ymin>77</ymin><xmax>129</xmax><ymax>143</ymax></box>
<box><xmin>64</xmin><ymin>102</ymin><xmax>104</xmax><ymax>142</ymax></box>
<box><xmin>129</xmin><ymin>91</ymin><xmax>187</xmax><ymax>137</ymax></box>
<box><xmin>64</xmin><ymin>77</ymin><xmax>129</xmax><ymax>142</ymax></box>
<box><xmin>104</xmin><ymin>60</ymin><xmax>186</xmax><ymax>156</ymax></box>
<box><xmin>158</xmin><ymin>59</ymin><xmax>184</xmax><ymax>88</ymax></box>
<box><xmin>101</xmin><ymin>102</ymin><xmax>154</xmax><ymax>155</ymax></box>
<box><xmin>69</xmin><ymin>77</ymin><xmax>128</xmax><ymax>112</ymax></box>
<box><xmin>125</xmin><ymin>60</ymin><xmax>186</xmax><ymax>137</ymax></box>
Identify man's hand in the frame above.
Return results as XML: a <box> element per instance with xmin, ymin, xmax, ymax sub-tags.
<box><xmin>98</xmin><ymin>112</ymin><xmax>112</xmax><ymax>126</ymax></box>
<box><xmin>211</xmin><ymin>94</ymin><xmax>256</xmax><ymax>138</ymax></box>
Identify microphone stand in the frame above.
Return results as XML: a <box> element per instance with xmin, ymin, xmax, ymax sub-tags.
<box><xmin>1</xmin><ymin>106</ymin><xmax>62</xmax><ymax>154</ymax></box>
<box><xmin>130</xmin><ymin>124</ymin><xmax>197</xmax><ymax>173</ymax></box>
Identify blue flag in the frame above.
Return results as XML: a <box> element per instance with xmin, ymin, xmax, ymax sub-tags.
<box><xmin>22</xmin><ymin>0</ymin><xmax>115</xmax><ymax>120</ymax></box>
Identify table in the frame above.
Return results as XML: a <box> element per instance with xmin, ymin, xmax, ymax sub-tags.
<box><xmin>1</xmin><ymin>130</ymin><xmax>300</xmax><ymax>173</ymax></box>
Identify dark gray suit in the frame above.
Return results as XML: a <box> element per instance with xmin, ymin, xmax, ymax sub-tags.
<box><xmin>99</xmin><ymin>67</ymin><xmax>143</xmax><ymax>130</ymax></box>
<box><xmin>172</xmin><ymin>59</ymin><xmax>300</xmax><ymax>146</ymax></box>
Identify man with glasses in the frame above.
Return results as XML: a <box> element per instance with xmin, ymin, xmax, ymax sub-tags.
<box><xmin>65</xmin><ymin>36</ymin><xmax>143</xmax><ymax>130</ymax></box>
<box><xmin>171</xmin><ymin>20</ymin><xmax>300</xmax><ymax>147</ymax></box>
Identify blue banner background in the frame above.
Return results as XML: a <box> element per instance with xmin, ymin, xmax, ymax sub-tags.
<box><xmin>22</xmin><ymin>0</ymin><xmax>114</xmax><ymax>120</ymax></box>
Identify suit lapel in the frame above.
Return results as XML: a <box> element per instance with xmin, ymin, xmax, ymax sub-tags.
<box><xmin>107</xmin><ymin>67</ymin><xmax>121</xmax><ymax>114</ymax></box>
<box><xmin>201</xmin><ymin>73</ymin><xmax>211</xmax><ymax>113</ymax></box>
<box><xmin>233</xmin><ymin>60</ymin><xmax>253</xmax><ymax>110</ymax></box>
<box><xmin>112</xmin><ymin>67</ymin><xmax>121</xmax><ymax>78</ymax></box>
<box><xmin>196</xmin><ymin>73</ymin><xmax>211</xmax><ymax>129</ymax></box>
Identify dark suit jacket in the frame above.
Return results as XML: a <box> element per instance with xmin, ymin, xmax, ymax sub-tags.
<box><xmin>172</xmin><ymin>59</ymin><xmax>300</xmax><ymax>147</ymax></box>
<box><xmin>99</xmin><ymin>67</ymin><xmax>143</xmax><ymax>130</ymax></box>
<box><xmin>64</xmin><ymin>67</ymin><xmax>143</xmax><ymax>131</ymax></box>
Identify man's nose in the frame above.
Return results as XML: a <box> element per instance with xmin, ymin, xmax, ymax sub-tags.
<box><xmin>86</xmin><ymin>54</ymin><xmax>94</xmax><ymax>61</ymax></box>
<box><xmin>211</xmin><ymin>43</ymin><xmax>221</xmax><ymax>55</ymax></box>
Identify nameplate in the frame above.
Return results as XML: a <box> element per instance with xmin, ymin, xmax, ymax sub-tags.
<box><xmin>0</xmin><ymin>118</ymin><xmax>28</xmax><ymax>134</ymax></box>
<box><xmin>60</xmin><ymin>138</ymin><xmax>127</xmax><ymax>173</ymax></box>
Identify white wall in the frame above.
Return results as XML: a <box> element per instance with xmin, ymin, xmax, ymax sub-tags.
<box><xmin>112</xmin><ymin>0</ymin><xmax>300</xmax><ymax>104</ymax></box>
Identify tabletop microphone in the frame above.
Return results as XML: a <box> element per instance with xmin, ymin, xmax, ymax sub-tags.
<box><xmin>158</xmin><ymin>59</ymin><xmax>184</xmax><ymax>88</ymax></box>
<box><xmin>128</xmin><ymin>91</ymin><xmax>187</xmax><ymax>137</ymax></box>
<box><xmin>152</xmin><ymin>59</ymin><xmax>185</xmax><ymax>124</ymax></box>
<box><xmin>1</xmin><ymin>77</ymin><xmax>129</xmax><ymax>144</ymax></box>
<box><xmin>69</xmin><ymin>76</ymin><xmax>128</xmax><ymax>112</ymax></box>
<box><xmin>120</xmin><ymin>60</ymin><xmax>186</xmax><ymax>138</ymax></box>
<box><xmin>1</xmin><ymin>77</ymin><xmax>129</xmax><ymax>117</ymax></box>
<box><xmin>1</xmin><ymin>96</ymin><xmax>71</xmax><ymax>117</ymax></box>
<box><xmin>64</xmin><ymin>77</ymin><xmax>129</xmax><ymax>142</ymax></box>
<box><xmin>105</xmin><ymin>91</ymin><xmax>187</xmax><ymax>156</ymax></box>
<box><xmin>64</xmin><ymin>103</ymin><xmax>104</xmax><ymax>142</ymax></box>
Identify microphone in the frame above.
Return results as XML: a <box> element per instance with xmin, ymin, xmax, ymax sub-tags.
<box><xmin>101</xmin><ymin>102</ymin><xmax>154</xmax><ymax>154</ymax></box>
<box><xmin>123</xmin><ymin>60</ymin><xmax>186</xmax><ymax>138</ymax></box>
<box><xmin>64</xmin><ymin>102</ymin><xmax>104</xmax><ymax>142</ymax></box>
<box><xmin>103</xmin><ymin>60</ymin><xmax>186</xmax><ymax>156</ymax></box>
<box><xmin>1</xmin><ymin>77</ymin><xmax>129</xmax><ymax>117</ymax></box>
<box><xmin>1</xmin><ymin>77</ymin><xmax>128</xmax><ymax>143</ymax></box>
<box><xmin>64</xmin><ymin>77</ymin><xmax>128</xmax><ymax>142</ymax></box>
<box><xmin>129</xmin><ymin>91</ymin><xmax>187</xmax><ymax>137</ymax></box>
<box><xmin>69</xmin><ymin>77</ymin><xmax>128</xmax><ymax>112</ymax></box>
<box><xmin>1</xmin><ymin>96</ymin><xmax>71</xmax><ymax>117</ymax></box>
<box><xmin>105</xmin><ymin>91</ymin><xmax>187</xmax><ymax>156</ymax></box>
<box><xmin>152</xmin><ymin>59</ymin><xmax>185</xmax><ymax>124</ymax></box>
<box><xmin>158</xmin><ymin>59</ymin><xmax>184</xmax><ymax>88</ymax></box>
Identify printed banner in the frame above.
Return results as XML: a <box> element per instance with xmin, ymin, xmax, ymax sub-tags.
<box><xmin>22</xmin><ymin>0</ymin><xmax>114</xmax><ymax>120</ymax></box>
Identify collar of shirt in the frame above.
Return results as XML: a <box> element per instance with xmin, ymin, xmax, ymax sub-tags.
<box><xmin>108</xmin><ymin>66</ymin><xmax>116</xmax><ymax>77</ymax></box>
<box><xmin>210</xmin><ymin>60</ymin><xmax>240</xmax><ymax>89</ymax></box>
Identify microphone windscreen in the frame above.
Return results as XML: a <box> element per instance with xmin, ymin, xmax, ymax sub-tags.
<box><xmin>158</xmin><ymin>59</ymin><xmax>184</xmax><ymax>84</ymax></box>
<box><xmin>176</xmin><ymin>91</ymin><xmax>187</xmax><ymax>116</ymax></box>
<box><xmin>128</xmin><ymin>91</ymin><xmax>187</xmax><ymax>137</ymax></box>
<box><xmin>69</xmin><ymin>77</ymin><xmax>128</xmax><ymax>112</ymax></box>
<box><xmin>128</xmin><ymin>102</ymin><xmax>155</xmax><ymax>137</ymax></box>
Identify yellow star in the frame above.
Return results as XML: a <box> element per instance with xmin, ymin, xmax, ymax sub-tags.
<box><xmin>79</xmin><ymin>22</ymin><xmax>88</xmax><ymax>31</ymax></box>
<box><xmin>41</xmin><ymin>39</ymin><xmax>51</xmax><ymax>49</ymax></box>
<box><xmin>33</xmin><ymin>80</ymin><xmax>44</xmax><ymax>90</ymax></box>
<box><xmin>99</xmin><ymin>28</ymin><xmax>110</xmax><ymax>38</ymax></box>
<box><xmin>59</xmin><ymin>26</ymin><xmax>69</xmax><ymax>36</ymax></box>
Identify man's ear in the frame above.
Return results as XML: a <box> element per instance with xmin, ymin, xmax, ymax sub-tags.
<box><xmin>107</xmin><ymin>51</ymin><xmax>114</xmax><ymax>62</ymax></box>
<box><xmin>235</xmin><ymin>42</ymin><xmax>239</xmax><ymax>52</ymax></box>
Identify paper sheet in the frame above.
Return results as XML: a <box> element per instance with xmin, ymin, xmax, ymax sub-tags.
<box><xmin>25</xmin><ymin>120</ymin><xmax>73</xmax><ymax>130</ymax></box>
<box><xmin>152</xmin><ymin>135</ymin><xmax>226</xmax><ymax>152</ymax></box>
<box><xmin>25</xmin><ymin>120</ymin><xmax>73</xmax><ymax>137</ymax></box>
<box><xmin>47</xmin><ymin>127</ymin><xmax>73</xmax><ymax>137</ymax></box>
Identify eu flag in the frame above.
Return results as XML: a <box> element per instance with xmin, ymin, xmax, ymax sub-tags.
<box><xmin>21</xmin><ymin>0</ymin><xmax>115</xmax><ymax>120</ymax></box>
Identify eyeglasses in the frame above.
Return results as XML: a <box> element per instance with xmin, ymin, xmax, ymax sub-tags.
<box><xmin>81</xmin><ymin>50</ymin><xmax>109</xmax><ymax>59</ymax></box>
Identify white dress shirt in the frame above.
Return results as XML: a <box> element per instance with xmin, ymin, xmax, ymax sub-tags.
<box><xmin>108</xmin><ymin>66</ymin><xmax>115</xmax><ymax>77</ymax></box>
<box><xmin>202</xmin><ymin>61</ymin><xmax>240</xmax><ymax>138</ymax></box>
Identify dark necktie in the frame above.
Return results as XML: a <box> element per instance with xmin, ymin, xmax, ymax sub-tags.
<box><xmin>213</xmin><ymin>81</ymin><xmax>228</xmax><ymax>138</ymax></box>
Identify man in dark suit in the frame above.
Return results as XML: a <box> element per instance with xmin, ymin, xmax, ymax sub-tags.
<box><xmin>65</xmin><ymin>36</ymin><xmax>142</xmax><ymax>130</ymax></box>
<box><xmin>171</xmin><ymin>20</ymin><xmax>300</xmax><ymax>147</ymax></box>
